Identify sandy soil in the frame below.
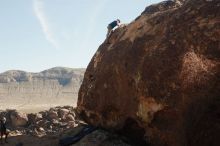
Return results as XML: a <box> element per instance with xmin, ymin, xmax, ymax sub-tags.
<box><xmin>0</xmin><ymin>103</ymin><xmax>77</xmax><ymax>114</ymax></box>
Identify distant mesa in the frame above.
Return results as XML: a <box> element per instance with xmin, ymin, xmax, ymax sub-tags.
<box><xmin>0</xmin><ymin>67</ymin><xmax>85</xmax><ymax>112</ymax></box>
<box><xmin>0</xmin><ymin>67</ymin><xmax>85</xmax><ymax>86</ymax></box>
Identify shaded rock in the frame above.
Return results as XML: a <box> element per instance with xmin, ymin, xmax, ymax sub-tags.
<box><xmin>67</xmin><ymin>121</ymin><xmax>77</xmax><ymax>128</ymax></box>
<box><xmin>60</xmin><ymin>125</ymin><xmax>118</xmax><ymax>146</ymax></box>
<box><xmin>59</xmin><ymin>122</ymin><xmax>68</xmax><ymax>128</ymax></box>
<box><xmin>35</xmin><ymin>119</ymin><xmax>50</xmax><ymax>129</ymax></box>
<box><xmin>28</xmin><ymin>113</ymin><xmax>43</xmax><ymax>124</ymax></box>
<box><xmin>36</xmin><ymin>113</ymin><xmax>43</xmax><ymax>119</ymax></box>
<box><xmin>65</xmin><ymin>114</ymin><xmax>75</xmax><ymax>122</ymax></box>
<box><xmin>38</xmin><ymin>127</ymin><xmax>45</xmax><ymax>133</ymax></box>
<box><xmin>48</xmin><ymin>110</ymin><xmax>59</xmax><ymax>120</ymax></box>
<box><xmin>58</xmin><ymin>108</ymin><xmax>70</xmax><ymax>119</ymax></box>
<box><xmin>39</xmin><ymin>111</ymin><xmax>48</xmax><ymax>119</ymax></box>
<box><xmin>69</xmin><ymin>129</ymin><xmax>132</xmax><ymax>146</ymax></box>
<box><xmin>10</xmin><ymin>110</ymin><xmax>28</xmax><ymax>127</ymax></box>
<box><xmin>9</xmin><ymin>130</ymin><xmax>23</xmax><ymax>136</ymax></box>
<box><xmin>70</xmin><ymin>112</ymin><xmax>76</xmax><ymax>118</ymax></box>
<box><xmin>51</xmin><ymin>119</ymin><xmax>59</xmax><ymax>125</ymax></box>
<box><xmin>77</xmin><ymin>0</ymin><xmax>220</xmax><ymax>146</ymax></box>
<box><xmin>49</xmin><ymin>125</ymin><xmax>53</xmax><ymax>130</ymax></box>
<box><xmin>15</xmin><ymin>142</ymin><xmax>24</xmax><ymax>146</ymax></box>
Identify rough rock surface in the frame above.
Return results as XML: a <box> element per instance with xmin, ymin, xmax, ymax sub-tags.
<box><xmin>70</xmin><ymin>129</ymin><xmax>132</xmax><ymax>146</ymax></box>
<box><xmin>77</xmin><ymin>0</ymin><xmax>220</xmax><ymax>146</ymax></box>
<box><xmin>0</xmin><ymin>67</ymin><xmax>85</xmax><ymax>111</ymax></box>
<box><xmin>10</xmin><ymin>110</ymin><xmax>28</xmax><ymax>127</ymax></box>
<box><xmin>58</xmin><ymin>108</ymin><xmax>70</xmax><ymax>119</ymax></box>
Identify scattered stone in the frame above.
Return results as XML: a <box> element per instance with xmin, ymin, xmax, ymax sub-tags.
<box><xmin>10</xmin><ymin>110</ymin><xmax>28</xmax><ymax>127</ymax></box>
<box><xmin>48</xmin><ymin>110</ymin><xmax>59</xmax><ymax>120</ymax></box>
<box><xmin>28</xmin><ymin>113</ymin><xmax>43</xmax><ymax>124</ymax></box>
<box><xmin>65</xmin><ymin>114</ymin><xmax>75</xmax><ymax>122</ymax></box>
<box><xmin>67</xmin><ymin>121</ymin><xmax>77</xmax><ymax>128</ymax></box>
<box><xmin>58</xmin><ymin>108</ymin><xmax>70</xmax><ymax>119</ymax></box>
<box><xmin>38</xmin><ymin>127</ymin><xmax>45</xmax><ymax>133</ymax></box>
<box><xmin>0</xmin><ymin>106</ymin><xmax>79</xmax><ymax>139</ymax></box>
<box><xmin>51</xmin><ymin>119</ymin><xmax>59</xmax><ymax>125</ymax></box>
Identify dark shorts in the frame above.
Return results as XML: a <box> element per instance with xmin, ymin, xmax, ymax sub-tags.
<box><xmin>107</xmin><ymin>25</ymin><xmax>112</xmax><ymax>30</ymax></box>
<box><xmin>1</xmin><ymin>127</ymin><xmax>8</xmax><ymax>135</ymax></box>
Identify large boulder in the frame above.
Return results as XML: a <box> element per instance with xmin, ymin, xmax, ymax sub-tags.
<box><xmin>10</xmin><ymin>110</ymin><xmax>28</xmax><ymax>127</ymax></box>
<box><xmin>77</xmin><ymin>0</ymin><xmax>220</xmax><ymax>146</ymax></box>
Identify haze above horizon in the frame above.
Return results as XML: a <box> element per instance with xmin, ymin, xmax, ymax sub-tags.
<box><xmin>0</xmin><ymin>0</ymin><xmax>162</xmax><ymax>72</ymax></box>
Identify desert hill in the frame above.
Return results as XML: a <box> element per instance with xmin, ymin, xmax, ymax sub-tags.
<box><xmin>0</xmin><ymin>67</ymin><xmax>85</xmax><ymax>113</ymax></box>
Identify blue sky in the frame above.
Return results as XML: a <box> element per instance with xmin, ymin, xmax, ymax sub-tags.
<box><xmin>0</xmin><ymin>0</ymin><xmax>162</xmax><ymax>73</ymax></box>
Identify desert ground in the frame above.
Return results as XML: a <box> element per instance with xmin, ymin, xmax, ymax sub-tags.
<box><xmin>1</xmin><ymin>135</ymin><xmax>58</xmax><ymax>146</ymax></box>
<box><xmin>0</xmin><ymin>103</ymin><xmax>76</xmax><ymax>114</ymax></box>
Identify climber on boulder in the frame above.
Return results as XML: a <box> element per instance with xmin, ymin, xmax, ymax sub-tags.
<box><xmin>0</xmin><ymin>117</ymin><xmax>9</xmax><ymax>143</ymax></box>
<box><xmin>106</xmin><ymin>19</ymin><xmax>121</xmax><ymax>39</ymax></box>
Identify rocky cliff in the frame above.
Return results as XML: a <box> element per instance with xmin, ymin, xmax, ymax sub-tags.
<box><xmin>0</xmin><ymin>67</ymin><xmax>85</xmax><ymax>111</ymax></box>
<box><xmin>77</xmin><ymin>0</ymin><xmax>220</xmax><ymax>146</ymax></box>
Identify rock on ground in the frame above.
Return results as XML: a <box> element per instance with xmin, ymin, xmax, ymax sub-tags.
<box><xmin>9</xmin><ymin>110</ymin><xmax>28</xmax><ymax>127</ymax></box>
<box><xmin>70</xmin><ymin>129</ymin><xmax>132</xmax><ymax>146</ymax></box>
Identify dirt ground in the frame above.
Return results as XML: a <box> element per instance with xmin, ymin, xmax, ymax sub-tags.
<box><xmin>0</xmin><ymin>103</ymin><xmax>76</xmax><ymax>114</ymax></box>
<box><xmin>1</xmin><ymin>135</ymin><xmax>59</xmax><ymax>146</ymax></box>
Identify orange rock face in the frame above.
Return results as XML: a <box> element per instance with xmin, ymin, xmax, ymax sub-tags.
<box><xmin>77</xmin><ymin>0</ymin><xmax>220</xmax><ymax>145</ymax></box>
